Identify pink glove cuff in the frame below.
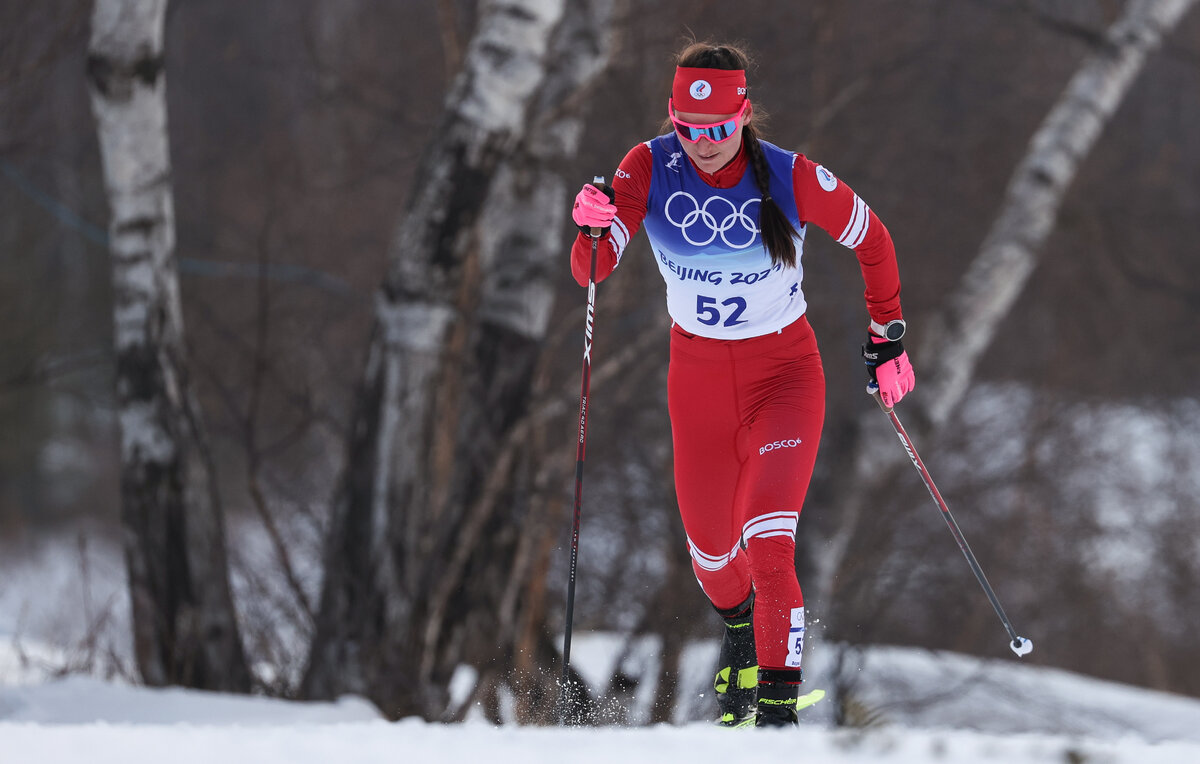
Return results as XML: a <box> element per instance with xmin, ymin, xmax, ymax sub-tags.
<box><xmin>572</xmin><ymin>184</ymin><xmax>617</xmax><ymax>229</ymax></box>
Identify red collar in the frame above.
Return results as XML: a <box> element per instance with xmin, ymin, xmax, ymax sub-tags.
<box><xmin>690</xmin><ymin>142</ymin><xmax>748</xmax><ymax>188</ymax></box>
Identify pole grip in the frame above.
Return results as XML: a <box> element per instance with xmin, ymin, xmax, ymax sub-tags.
<box><xmin>589</xmin><ymin>175</ymin><xmax>606</xmax><ymax>239</ymax></box>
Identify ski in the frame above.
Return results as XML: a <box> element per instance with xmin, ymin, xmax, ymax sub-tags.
<box><xmin>796</xmin><ymin>688</ymin><xmax>826</xmax><ymax>710</ymax></box>
<box><xmin>717</xmin><ymin>688</ymin><xmax>827</xmax><ymax>728</ymax></box>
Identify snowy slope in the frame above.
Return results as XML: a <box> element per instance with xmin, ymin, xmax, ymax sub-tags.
<box><xmin>0</xmin><ymin>676</ymin><xmax>379</xmax><ymax>726</ymax></box>
<box><xmin>5</xmin><ymin>637</ymin><xmax>1200</xmax><ymax>764</ymax></box>
<box><xmin>803</xmin><ymin>644</ymin><xmax>1200</xmax><ymax>743</ymax></box>
<box><xmin>2</xmin><ymin>694</ymin><xmax>1199</xmax><ymax>764</ymax></box>
<box><xmin>4</xmin><ymin>717</ymin><xmax>1200</xmax><ymax>764</ymax></box>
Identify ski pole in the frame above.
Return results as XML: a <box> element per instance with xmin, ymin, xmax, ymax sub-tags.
<box><xmin>867</xmin><ymin>382</ymin><xmax>1033</xmax><ymax>657</ymax></box>
<box><xmin>560</xmin><ymin>176</ymin><xmax>607</xmax><ymax>722</ymax></box>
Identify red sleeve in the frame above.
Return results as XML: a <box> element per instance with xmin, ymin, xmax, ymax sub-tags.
<box><xmin>792</xmin><ymin>155</ymin><xmax>903</xmax><ymax>325</ymax></box>
<box><xmin>570</xmin><ymin>143</ymin><xmax>652</xmax><ymax>286</ymax></box>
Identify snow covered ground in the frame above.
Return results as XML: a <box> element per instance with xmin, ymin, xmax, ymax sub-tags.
<box><xmin>4</xmin><ymin>635</ymin><xmax>1200</xmax><ymax>763</ymax></box>
<box><xmin>4</xmin><ymin>531</ymin><xmax>1200</xmax><ymax>763</ymax></box>
<box><xmin>6</xmin><ymin>713</ymin><xmax>1200</xmax><ymax>764</ymax></box>
<box><xmin>4</xmin><ymin>391</ymin><xmax>1200</xmax><ymax>762</ymax></box>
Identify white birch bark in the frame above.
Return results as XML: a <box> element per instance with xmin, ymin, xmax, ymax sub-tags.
<box><xmin>811</xmin><ymin>0</ymin><xmax>1198</xmax><ymax>623</ymax></box>
<box><xmin>306</xmin><ymin>0</ymin><xmax>626</xmax><ymax>718</ymax></box>
<box><xmin>87</xmin><ymin>0</ymin><xmax>249</xmax><ymax>691</ymax></box>
<box><xmin>416</xmin><ymin>0</ymin><xmax>619</xmax><ymax>687</ymax></box>
<box><xmin>376</xmin><ymin>0</ymin><xmax>567</xmax><ymax>600</ymax></box>
<box><xmin>916</xmin><ymin>0</ymin><xmax>1199</xmax><ymax>428</ymax></box>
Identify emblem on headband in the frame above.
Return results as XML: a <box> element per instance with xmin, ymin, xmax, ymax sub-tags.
<box><xmin>689</xmin><ymin>80</ymin><xmax>712</xmax><ymax>100</ymax></box>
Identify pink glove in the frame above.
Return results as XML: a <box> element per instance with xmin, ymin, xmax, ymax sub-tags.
<box><xmin>865</xmin><ymin>335</ymin><xmax>915</xmax><ymax>408</ymax></box>
<box><xmin>572</xmin><ymin>183</ymin><xmax>617</xmax><ymax>232</ymax></box>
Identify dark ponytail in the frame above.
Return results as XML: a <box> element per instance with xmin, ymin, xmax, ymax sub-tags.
<box><xmin>742</xmin><ymin>124</ymin><xmax>798</xmax><ymax>268</ymax></box>
<box><xmin>674</xmin><ymin>41</ymin><xmax>800</xmax><ymax>269</ymax></box>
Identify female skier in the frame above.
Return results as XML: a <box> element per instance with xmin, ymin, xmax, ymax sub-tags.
<box><xmin>569</xmin><ymin>42</ymin><xmax>915</xmax><ymax>727</ymax></box>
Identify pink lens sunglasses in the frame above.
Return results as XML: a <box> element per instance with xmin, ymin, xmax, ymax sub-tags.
<box><xmin>668</xmin><ymin>98</ymin><xmax>748</xmax><ymax>144</ymax></box>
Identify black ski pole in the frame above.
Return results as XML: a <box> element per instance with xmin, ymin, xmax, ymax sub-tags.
<box><xmin>867</xmin><ymin>382</ymin><xmax>1033</xmax><ymax>657</ymax></box>
<box><xmin>560</xmin><ymin>176</ymin><xmax>607</xmax><ymax>723</ymax></box>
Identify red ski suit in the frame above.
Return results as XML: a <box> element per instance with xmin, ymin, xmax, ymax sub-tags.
<box><xmin>571</xmin><ymin>139</ymin><xmax>902</xmax><ymax>670</ymax></box>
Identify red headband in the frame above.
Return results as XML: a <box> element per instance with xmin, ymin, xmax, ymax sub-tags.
<box><xmin>671</xmin><ymin>67</ymin><xmax>747</xmax><ymax>114</ymax></box>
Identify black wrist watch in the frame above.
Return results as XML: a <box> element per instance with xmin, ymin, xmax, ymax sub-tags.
<box><xmin>869</xmin><ymin>319</ymin><xmax>906</xmax><ymax>342</ymax></box>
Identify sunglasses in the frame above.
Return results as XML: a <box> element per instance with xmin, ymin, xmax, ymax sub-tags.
<box><xmin>669</xmin><ymin>98</ymin><xmax>748</xmax><ymax>144</ymax></box>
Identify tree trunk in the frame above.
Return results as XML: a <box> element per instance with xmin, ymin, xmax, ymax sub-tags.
<box><xmin>87</xmin><ymin>0</ymin><xmax>250</xmax><ymax>692</ymax></box>
<box><xmin>916</xmin><ymin>0</ymin><xmax>1199</xmax><ymax>429</ymax></box>
<box><xmin>811</xmin><ymin>0</ymin><xmax>1198</xmax><ymax>629</ymax></box>
<box><xmin>303</xmin><ymin>0</ymin><xmax>620</xmax><ymax>719</ymax></box>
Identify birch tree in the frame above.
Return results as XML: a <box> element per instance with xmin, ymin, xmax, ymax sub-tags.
<box><xmin>303</xmin><ymin>0</ymin><xmax>619</xmax><ymax>719</ymax></box>
<box><xmin>87</xmin><ymin>0</ymin><xmax>250</xmax><ymax>691</ymax></box>
<box><xmin>811</xmin><ymin>0</ymin><xmax>1198</xmax><ymax>629</ymax></box>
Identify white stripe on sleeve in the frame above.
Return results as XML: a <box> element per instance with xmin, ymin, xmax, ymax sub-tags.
<box><xmin>848</xmin><ymin>203</ymin><xmax>870</xmax><ymax>248</ymax></box>
<box><xmin>837</xmin><ymin>195</ymin><xmax>870</xmax><ymax>249</ymax></box>
<box><xmin>610</xmin><ymin>215</ymin><xmax>630</xmax><ymax>264</ymax></box>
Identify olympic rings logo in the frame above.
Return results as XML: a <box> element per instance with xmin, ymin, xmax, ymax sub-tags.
<box><xmin>664</xmin><ymin>191</ymin><xmax>761</xmax><ymax>249</ymax></box>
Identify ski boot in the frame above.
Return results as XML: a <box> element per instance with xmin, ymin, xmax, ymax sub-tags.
<box><xmin>755</xmin><ymin>668</ymin><xmax>804</xmax><ymax>727</ymax></box>
<box><xmin>713</xmin><ymin>592</ymin><xmax>758</xmax><ymax>728</ymax></box>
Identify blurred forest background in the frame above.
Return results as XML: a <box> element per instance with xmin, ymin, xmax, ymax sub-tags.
<box><xmin>2</xmin><ymin>0</ymin><xmax>1199</xmax><ymax>724</ymax></box>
